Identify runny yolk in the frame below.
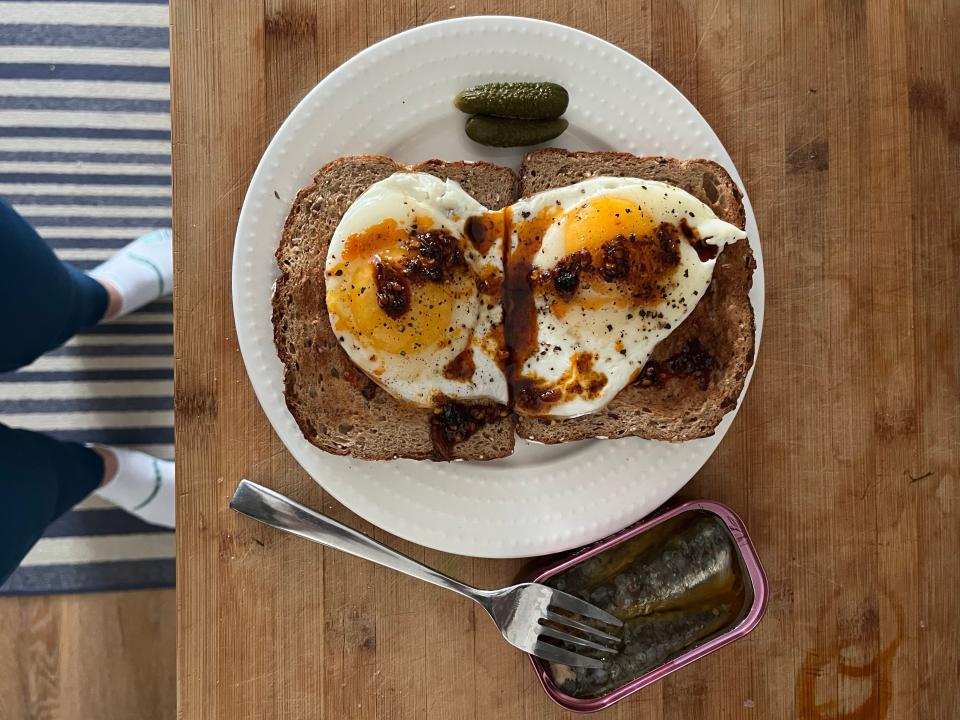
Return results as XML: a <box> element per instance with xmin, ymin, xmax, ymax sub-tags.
<box><xmin>562</xmin><ymin>196</ymin><xmax>656</xmax><ymax>258</ymax></box>
<box><xmin>551</xmin><ymin>293</ymin><xmax>630</xmax><ymax>319</ymax></box>
<box><xmin>327</xmin><ymin>261</ymin><xmax>470</xmax><ymax>355</ymax></box>
<box><xmin>329</xmin><ymin>214</ymin><xmax>467</xmax><ymax>355</ymax></box>
<box><xmin>339</xmin><ymin>215</ymin><xmax>434</xmax><ymax>264</ymax></box>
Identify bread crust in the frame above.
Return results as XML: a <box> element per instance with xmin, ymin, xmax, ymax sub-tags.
<box><xmin>273</xmin><ymin>150</ymin><xmax>755</xmax><ymax>459</ymax></box>
<box><xmin>273</xmin><ymin>155</ymin><xmax>518</xmax><ymax>460</ymax></box>
<box><xmin>514</xmin><ymin>149</ymin><xmax>756</xmax><ymax>443</ymax></box>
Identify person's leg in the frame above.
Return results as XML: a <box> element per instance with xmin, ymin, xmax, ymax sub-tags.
<box><xmin>0</xmin><ymin>425</ymin><xmax>176</xmax><ymax>585</ymax></box>
<box><xmin>0</xmin><ymin>424</ymin><xmax>103</xmax><ymax>585</ymax></box>
<box><xmin>0</xmin><ymin>198</ymin><xmax>109</xmax><ymax>372</ymax></box>
<box><xmin>0</xmin><ymin>200</ymin><xmax>176</xmax><ymax>581</ymax></box>
<box><xmin>0</xmin><ymin>198</ymin><xmax>174</xmax><ymax>372</ymax></box>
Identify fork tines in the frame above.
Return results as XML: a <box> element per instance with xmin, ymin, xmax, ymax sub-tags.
<box><xmin>534</xmin><ymin>589</ymin><xmax>623</xmax><ymax>669</ymax></box>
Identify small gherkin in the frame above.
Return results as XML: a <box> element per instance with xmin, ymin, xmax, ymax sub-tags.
<box><xmin>465</xmin><ymin>116</ymin><xmax>569</xmax><ymax>148</ymax></box>
<box><xmin>455</xmin><ymin>82</ymin><xmax>569</xmax><ymax>119</ymax></box>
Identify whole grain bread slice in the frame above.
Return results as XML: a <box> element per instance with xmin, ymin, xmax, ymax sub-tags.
<box><xmin>273</xmin><ymin>155</ymin><xmax>518</xmax><ymax>460</ymax></box>
<box><xmin>515</xmin><ymin>148</ymin><xmax>756</xmax><ymax>443</ymax></box>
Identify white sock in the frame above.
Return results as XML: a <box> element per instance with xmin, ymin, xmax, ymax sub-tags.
<box><xmin>94</xmin><ymin>446</ymin><xmax>175</xmax><ymax>529</ymax></box>
<box><xmin>88</xmin><ymin>228</ymin><xmax>172</xmax><ymax>318</ymax></box>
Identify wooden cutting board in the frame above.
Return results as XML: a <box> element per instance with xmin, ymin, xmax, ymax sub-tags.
<box><xmin>171</xmin><ymin>1</ymin><xmax>959</xmax><ymax>718</ymax></box>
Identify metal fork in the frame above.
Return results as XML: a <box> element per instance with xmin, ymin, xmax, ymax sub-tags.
<box><xmin>230</xmin><ymin>479</ymin><xmax>621</xmax><ymax>668</ymax></box>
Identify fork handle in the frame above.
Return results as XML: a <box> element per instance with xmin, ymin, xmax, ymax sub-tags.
<box><xmin>231</xmin><ymin>480</ymin><xmax>488</xmax><ymax>605</ymax></box>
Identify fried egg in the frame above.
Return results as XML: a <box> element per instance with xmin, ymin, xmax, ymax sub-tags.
<box><xmin>506</xmin><ymin>177</ymin><xmax>746</xmax><ymax>418</ymax></box>
<box><xmin>325</xmin><ymin>172</ymin><xmax>508</xmax><ymax>407</ymax></box>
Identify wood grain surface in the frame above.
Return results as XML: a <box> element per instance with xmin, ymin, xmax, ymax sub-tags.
<box><xmin>0</xmin><ymin>590</ymin><xmax>175</xmax><ymax>720</ymax></box>
<box><xmin>171</xmin><ymin>1</ymin><xmax>959</xmax><ymax>718</ymax></box>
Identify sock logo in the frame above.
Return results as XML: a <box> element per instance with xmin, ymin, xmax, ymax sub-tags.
<box><xmin>133</xmin><ymin>458</ymin><xmax>163</xmax><ymax>511</ymax></box>
<box><xmin>128</xmin><ymin>252</ymin><xmax>166</xmax><ymax>295</ymax></box>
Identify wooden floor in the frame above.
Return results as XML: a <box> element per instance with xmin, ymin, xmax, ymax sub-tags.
<box><xmin>0</xmin><ymin>590</ymin><xmax>175</xmax><ymax>720</ymax></box>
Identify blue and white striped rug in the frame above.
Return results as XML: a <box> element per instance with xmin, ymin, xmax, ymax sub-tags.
<box><xmin>0</xmin><ymin>0</ymin><xmax>174</xmax><ymax>595</ymax></box>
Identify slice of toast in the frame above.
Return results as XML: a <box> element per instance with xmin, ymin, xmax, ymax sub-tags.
<box><xmin>273</xmin><ymin>155</ymin><xmax>518</xmax><ymax>460</ymax></box>
<box><xmin>515</xmin><ymin>149</ymin><xmax>756</xmax><ymax>443</ymax></box>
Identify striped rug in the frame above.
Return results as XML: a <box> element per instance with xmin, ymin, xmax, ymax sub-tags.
<box><xmin>0</xmin><ymin>0</ymin><xmax>174</xmax><ymax>595</ymax></box>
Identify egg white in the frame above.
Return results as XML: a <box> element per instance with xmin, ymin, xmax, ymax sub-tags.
<box><xmin>325</xmin><ymin>172</ymin><xmax>508</xmax><ymax>407</ymax></box>
<box><xmin>510</xmin><ymin>177</ymin><xmax>747</xmax><ymax>418</ymax></box>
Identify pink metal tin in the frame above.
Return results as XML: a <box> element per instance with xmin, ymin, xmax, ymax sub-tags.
<box><xmin>525</xmin><ymin>500</ymin><xmax>768</xmax><ymax>713</ymax></box>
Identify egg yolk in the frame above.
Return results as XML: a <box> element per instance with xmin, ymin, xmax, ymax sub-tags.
<box><xmin>339</xmin><ymin>215</ymin><xmax>434</xmax><ymax>264</ymax></box>
<box><xmin>562</xmin><ymin>196</ymin><xmax>656</xmax><ymax>258</ymax></box>
<box><xmin>328</xmin><ymin>213</ymin><xmax>476</xmax><ymax>355</ymax></box>
<box><xmin>328</xmin><ymin>260</ymin><xmax>471</xmax><ymax>355</ymax></box>
<box><xmin>551</xmin><ymin>293</ymin><xmax>631</xmax><ymax>319</ymax></box>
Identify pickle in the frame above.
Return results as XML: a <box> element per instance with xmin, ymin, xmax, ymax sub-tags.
<box><xmin>465</xmin><ymin>115</ymin><xmax>568</xmax><ymax>148</ymax></box>
<box><xmin>455</xmin><ymin>82</ymin><xmax>569</xmax><ymax>119</ymax></box>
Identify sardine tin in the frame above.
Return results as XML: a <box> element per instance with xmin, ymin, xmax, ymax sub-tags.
<box><xmin>524</xmin><ymin>500</ymin><xmax>768</xmax><ymax>713</ymax></box>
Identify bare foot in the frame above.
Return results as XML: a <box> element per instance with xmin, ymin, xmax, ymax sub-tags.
<box><xmin>91</xmin><ymin>445</ymin><xmax>119</xmax><ymax>487</ymax></box>
<box><xmin>96</xmin><ymin>279</ymin><xmax>124</xmax><ymax>321</ymax></box>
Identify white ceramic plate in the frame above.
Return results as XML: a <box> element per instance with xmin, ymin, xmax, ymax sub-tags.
<box><xmin>233</xmin><ymin>16</ymin><xmax>764</xmax><ymax>558</ymax></box>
